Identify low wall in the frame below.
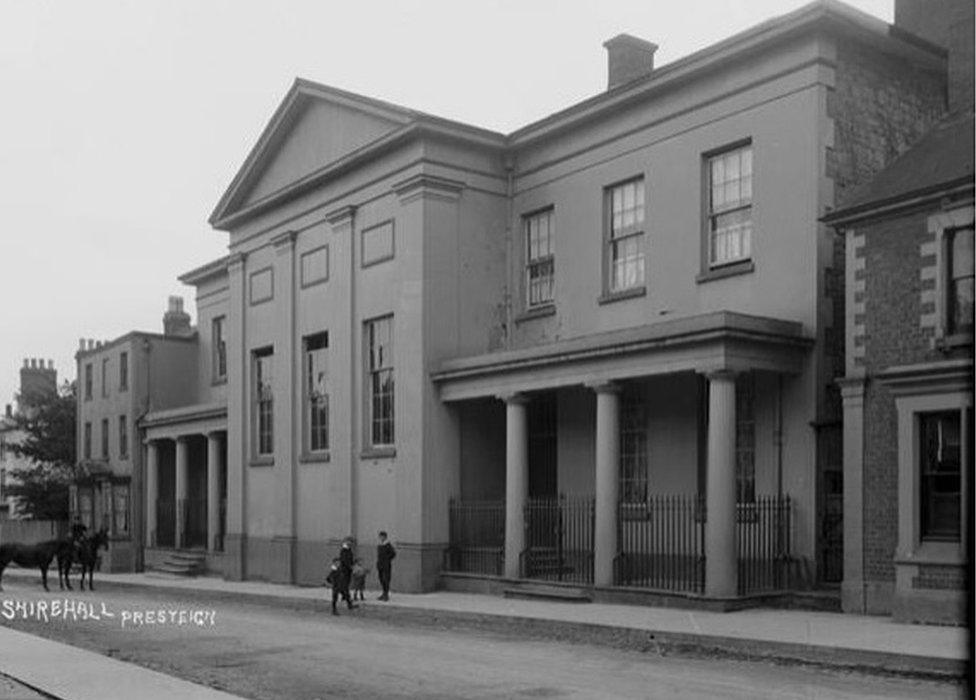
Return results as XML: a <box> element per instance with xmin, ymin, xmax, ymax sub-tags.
<box><xmin>0</xmin><ymin>519</ymin><xmax>67</xmax><ymax>545</ymax></box>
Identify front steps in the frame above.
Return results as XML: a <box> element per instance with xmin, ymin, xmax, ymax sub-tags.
<box><xmin>503</xmin><ymin>581</ymin><xmax>592</xmax><ymax>603</ymax></box>
<box><xmin>149</xmin><ymin>550</ymin><xmax>207</xmax><ymax>577</ymax></box>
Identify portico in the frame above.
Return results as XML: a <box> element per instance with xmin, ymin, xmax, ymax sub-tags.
<box><xmin>435</xmin><ymin>312</ymin><xmax>812</xmax><ymax>598</ymax></box>
<box><xmin>141</xmin><ymin>403</ymin><xmax>228</xmax><ymax>558</ymax></box>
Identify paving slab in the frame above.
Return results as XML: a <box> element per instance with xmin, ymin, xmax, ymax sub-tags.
<box><xmin>0</xmin><ymin>625</ymin><xmax>243</xmax><ymax>700</ymax></box>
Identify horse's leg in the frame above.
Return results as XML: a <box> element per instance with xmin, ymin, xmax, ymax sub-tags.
<box><xmin>0</xmin><ymin>562</ymin><xmax>5</xmax><ymax>592</ymax></box>
<box><xmin>40</xmin><ymin>563</ymin><xmax>49</xmax><ymax>592</ymax></box>
<box><xmin>78</xmin><ymin>565</ymin><xmax>85</xmax><ymax>592</ymax></box>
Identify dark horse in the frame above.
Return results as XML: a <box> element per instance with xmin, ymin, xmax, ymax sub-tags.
<box><xmin>0</xmin><ymin>538</ymin><xmax>75</xmax><ymax>592</ymax></box>
<box><xmin>75</xmin><ymin>528</ymin><xmax>109</xmax><ymax>591</ymax></box>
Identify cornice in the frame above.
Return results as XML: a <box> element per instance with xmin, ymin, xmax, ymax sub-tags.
<box><xmin>393</xmin><ymin>173</ymin><xmax>465</xmax><ymax>204</ymax></box>
<box><xmin>271</xmin><ymin>230</ymin><xmax>298</xmax><ymax>249</ymax></box>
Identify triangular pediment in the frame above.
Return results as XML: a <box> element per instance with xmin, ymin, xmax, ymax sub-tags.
<box><xmin>211</xmin><ymin>80</ymin><xmax>414</xmax><ymax>227</ymax></box>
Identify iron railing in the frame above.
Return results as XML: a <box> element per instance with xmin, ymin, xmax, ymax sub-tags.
<box><xmin>444</xmin><ymin>499</ymin><xmax>504</xmax><ymax>575</ymax></box>
<box><xmin>156</xmin><ymin>499</ymin><xmax>175</xmax><ymax>548</ymax></box>
<box><xmin>737</xmin><ymin>495</ymin><xmax>792</xmax><ymax>595</ymax></box>
<box><xmin>615</xmin><ymin>495</ymin><xmax>705</xmax><ymax>593</ymax></box>
<box><xmin>181</xmin><ymin>498</ymin><xmax>208</xmax><ymax>549</ymax></box>
<box><xmin>521</xmin><ymin>495</ymin><xmax>594</xmax><ymax>585</ymax></box>
<box><xmin>216</xmin><ymin>498</ymin><xmax>227</xmax><ymax>552</ymax></box>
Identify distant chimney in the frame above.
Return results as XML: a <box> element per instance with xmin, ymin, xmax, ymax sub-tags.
<box><xmin>5</xmin><ymin>404</ymin><xmax>11</xmax><ymax>418</ymax></box>
<box><xmin>18</xmin><ymin>357</ymin><xmax>57</xmax><ymax>413</ymax></box>
<box><xmin>163</xmin><ymin>295</ymin><xmax>193</xmax><ymax>337</ymax></box>
<box><xmin>603</xmin><ymin>34</ymin><xmax>658</xmax><ymax>91</ymax></box>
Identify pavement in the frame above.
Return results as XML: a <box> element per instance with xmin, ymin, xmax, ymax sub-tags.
<box><xmin>0</xmin><ymin>566</ymin><xmax>970</xmax><ymax>699</ymax></box>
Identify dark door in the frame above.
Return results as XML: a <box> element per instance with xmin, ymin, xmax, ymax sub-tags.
<box><xmin>528</xmin><ymin>393</ymin><xmax>557</xmax><ymax>499</ymax></box>
<box><xmin>818</xmin><ymin>424</ymin><xmax>843</xmax><ymax>584</ymax></box>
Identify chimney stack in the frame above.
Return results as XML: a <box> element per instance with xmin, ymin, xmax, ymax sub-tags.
<box><xmin>163</xmin><ymin>295</ymin><xmax>193</xmax><ymax>337</ymax></box>
<box><xmin>603</xmin><ymin>34</ymin><xmax>658</xmax><ymax>91</ymax></box>
<box><xmin>18</xmin><ymin>357</ymin><xmax>57</xmax><ymax>413</ymax></box>
<box><xmin>5</xmin><ymin>404</ymin><xmax>11</xmax><ymax>419</ymax></box>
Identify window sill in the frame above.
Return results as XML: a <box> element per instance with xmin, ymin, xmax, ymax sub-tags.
<box><xmin>515</xmin><ymin>304</ymin><xmax>556</xmax><ymax>323</ymax></box>
<box><xmin>361</xmin><ymin>447</ymin><xmax>396</xmax><ymax>460</ymax></box>
<box><xmin>212</xmin><ymin>377</ymin><xmax>228</xmax><ymax>387</ymax></box>
<box><xmin>696</xmin><ymin>259</ymin><xmax>755</xmax><ymax>283</ymax></box>
<box><xmin>249</xmin><ymin>456</ymin><xmax>274</xmax><ymax>467</ymax></box>
<box><xmin>299</xmin><ymin>451</ymin><xmax>330</xmax><ymax>464</ymax></box>
<box><xmin>935</xmin><ymin>332</ymin><xmax>973</xmax><ymax>351</ymax></box>
<box><xmin>895</xmin><ymin>541</ymin><xmax>964</xmax><ymax>566</ymax></box>
<box><xmin>598</xmin><ymin>286</ymin><xmax>646</xmax><ymax>305</ymax></box>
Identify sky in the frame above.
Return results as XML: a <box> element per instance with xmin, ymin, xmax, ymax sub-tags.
<box><xmin>0</xmin><ymin>0</ymin><xmax>894</xmax><ymax>407</ymax></box>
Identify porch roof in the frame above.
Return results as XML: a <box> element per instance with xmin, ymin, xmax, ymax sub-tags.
<box><xmin>432</xmin><ymin>311</ymin><xmax>813</xmax><ymax>401</ymax></box>
<box><xmin>140</xmin><ymin>401</ymin><xmax>227</xmax><ymax>441</ymax></box>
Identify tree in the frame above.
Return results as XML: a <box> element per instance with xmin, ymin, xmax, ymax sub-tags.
<box><xmin>7</xmin><ymin>381</ymin><xmax>77</xmax><ymax>520</ymax></box>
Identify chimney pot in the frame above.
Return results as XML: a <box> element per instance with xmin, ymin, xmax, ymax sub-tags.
<box><xmin>603</xmin><ymin>33</ymin><xmax>658</xmax><ymax>91</ymax></box>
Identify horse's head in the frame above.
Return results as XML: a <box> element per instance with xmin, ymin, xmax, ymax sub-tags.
<box><xmin>95</xmin><ymin>528</ymin><xmax>110</xmax><ymax>551</ymax></box>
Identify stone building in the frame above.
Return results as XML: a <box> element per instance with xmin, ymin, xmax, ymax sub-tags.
<box><xmin>186</xmin><ymin>0</ymin><xmax>949</xmax><ymax>602</ymax></box>
<box><xmin>825</xmin><ymin>0</ymin><xmax>973</xmax><ymax>625</ymax></box>
<box><xmin>73</xmin><ymin>297</ymin><xmax>227</xmax><ymax>573</ymax></box>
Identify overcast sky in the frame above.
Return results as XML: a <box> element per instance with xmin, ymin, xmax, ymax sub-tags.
<box><xmin>0</xmin><ymin>0</ymin><xmax>893</xmax><ymax>407</ymax></box>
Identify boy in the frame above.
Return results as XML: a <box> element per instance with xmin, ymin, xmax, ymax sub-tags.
<box><xmin>376</xmin><ymin>531</ymin><xmax>396</xmax><ymax>601</ymax></box>
<box><xmin>325</xmin><ymin>547</ymin><xmax>356</xmax><ymax>615</ymax></box>
<box><xmin>350</xmin><ymin>559</ymin><xmax>369</xmax><ymax>601</ymax></box>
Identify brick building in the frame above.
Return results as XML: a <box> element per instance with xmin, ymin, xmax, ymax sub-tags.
<box><xmin>825</xmin><ymin>0</ymin><xmax>973</xmax><ymax>625</ymax></box>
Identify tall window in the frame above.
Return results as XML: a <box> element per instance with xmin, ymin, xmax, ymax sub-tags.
<box><xmin>84</xmin><ymin>364</ymin><xmax>92</xmax><ymax>400</ymax></box>
<box><xmin>304</xmin><ymin>333</ymin><xmax>329</xmax><ymax>453</ymax></box>
<box><xmin>101</xmin><ymin>358</ymin><xmax>109</xmax><ymax>397</ymax></box>
<box><xmin>213</xmin><ymin>317</ymin><xmax>227</xmax><ymax>381</ymax></box>
<box><xmin>365</xmin><ymin>316</ymin><xmax>394</xmax><ymax>448</ymax></box>
<box><xmin>919</xmin><ymin>411</ymin><xmax>962</xmax><ymax>541</ymax></box>
<box><xmin>707</xmin><ymin>144</ymin><xmax>753</xmax><ymax>267</ymax></box>
<box><xmin>101</xmin><ymin>418</ymin><xmax>109</xmax><ymax>459</ymax></box>
<box><xmin>736</xmin><ymin>373</ymin><xmax>756</xmax><ymax>503</ymax></box>
<box><xmin>620</xmin><ymin>389</ymin><xmax>649</xmax><ymax>503</ymax></box>
<box><xmin>113</xmin><ymin>483</ymin><xmax>130</xmax><ymax>535</ymax></box>
<box><xmin>119</xmin><ymin>351</ymin><xmax>128</xmax><ymax>391</ymax></box>
<box><xmin>607</xmin><ymin>178</ymin><xmax>646</xmax><ymax>292</ymax></box>
<box><xmin>525</xmin><ymin>209</ymin><xmax>555</xmax><ymax>307</ymax></box>
<box><xmin>254</xmin><ymin>349</ymin><xmax>274</xmax><ymax>456</ymax></box>
<box><xmin>119</xmin><ymin>414</ymin><xmax>128</xmax><ymax>459</ymax></box>
<box><xmin>947</xmin><ymin>227</ymin><xmax>974</xmax><ymax>335</ymax></box>
<box><xmin>83</xmin><ymin>422</ymin><xmax>92</xmax><ymax>459</ymax></box>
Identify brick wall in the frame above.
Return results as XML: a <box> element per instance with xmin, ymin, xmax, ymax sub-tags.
<box><xmin>827</xmin><ymin>42</ymin><xmax>946</xmax><ymax>208</ymax></box>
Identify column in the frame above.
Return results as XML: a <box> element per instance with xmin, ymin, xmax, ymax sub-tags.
<box><xmin>175</xmin><ymin>437</ymin><xmax>189</xmax><ymax>549</ymax></box>
<box><xmin>704</xmin><ymin>370</ymin><xmax>737</xmax><ymax>598</ymax></box>
<box><xmin>145</xmin><ymin>441</ymin><xmax>158</xmax><ymax>548</ymax></box>
<box><xmin>207</xmin><ymin>432</ymin><xmax>221</xmax><ymax>553</ymax></box>
<box><xmin>502</xmin><ymin>393</ymin><xmax>529</xmax><ymax>579</ymax></box>
<box><xmin>592</xmin><ymin>382</ymin><xmax>621</xmax><ymax>587</ymax></box>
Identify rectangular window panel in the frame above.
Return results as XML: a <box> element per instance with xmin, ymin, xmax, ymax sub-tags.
<box><xmin>365</xmin><ymin>316</ymin><xmax>394</xmax><ymax>447</ymax></box>
<box><xmin>305</xmin><ymin>332</ymin><xmax>329</xmax><ymax>453</ymax></box>
<box><xmin>213</xmin><ymin>317</ymin><xmax>227</xmax><ymax>380</ymax></box>
<box><xmin>919</xmin><ymin>410</ymin><xmax>961</xmax><ymax>541</ymax></box>
<box><xmin>113</xmin><ymin>483</ymin><xmax>129</xmax><ymax>535</ymax></box>
<box><xmin>119</xmin><ymin>351</ymin><xmax>128</xmax><ymax>391</ymax></box>
<box><xmin>101</xmin><ymin>418</ymin><xmax>109</xmax><ymax>459</ymax></box>
<box><xmin>85</xmin><ymin>364</ymin><xmax>92</xmax><ymax>400</ymax></box>
<box><xmin>101</xmin><ymin>358</ymin><xmax>109</xmax><ymax>397</ymax></box>
<box><xmin>736</xmin><ymin>373</ymin><xmax>756</xmax><ymax>504</ymax></box>
<box><xmin>84</xmin><ymin>422</ymin><xmax>91</xmax><ymax>459</ymax></box>
<box><xmin>249</xmin><ymin>268</ymin><xmax>274</xmax><ymax>305</ymax></box>
<box><xmin>254</xmin><ymin>349</ymin><xmax>274</xmax><ymax>456</ymax></box>
<box><xmin>607</xmin><ymin>179</ymin><xmax>645</xmax><ymax>292</ymax></box>
<box><xmin>949</xmin><ymin>227</ymin><xmax>974</xmax><ymax>335</ymax></box>
<box><xmin>619</xmin><ymin>389</ymin><xmax>649</xmax><ymax>503</ymax></box>
<box><xmin>708</xmin><ymin>145</ymin><xmax>753</xmax><ymax>267</ymax></box>
<box><xmin>119</xmin><ymin>414</ymin><xmax>128</xmax><ymax>459</ymax></box>
<box><xmin>524</xmin><ymin>209</ymin><xmax>555</xmax><ymax>307</ymax></box>
<box><xmin>362</xmin><ymin>220</ymin><xmax>395</xmax><ymax>267</ymax></box>
<box><xmin>300</xmin><ymin>245</ymin><xmax>329</xmax><ymax>287</ymax></box>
